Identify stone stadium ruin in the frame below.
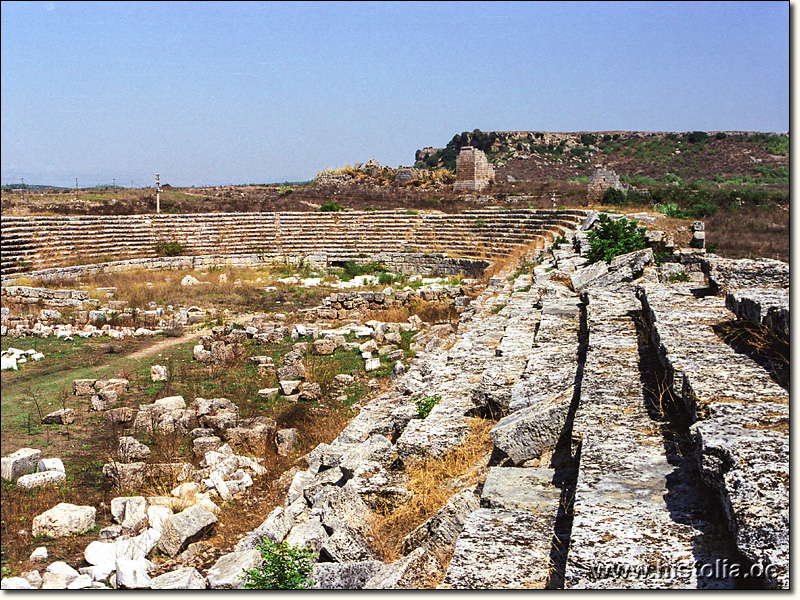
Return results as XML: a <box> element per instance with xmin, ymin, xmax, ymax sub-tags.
<box><xmin>0</xmin><ymin>207</ymin><xmax>790</xmax><ymax>589</ymax></box>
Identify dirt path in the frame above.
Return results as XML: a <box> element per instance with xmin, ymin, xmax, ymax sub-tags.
<box><xmin>126</xmin><ymin>313</ymin><xmax>253</xmax><ymax>361</ymax></box>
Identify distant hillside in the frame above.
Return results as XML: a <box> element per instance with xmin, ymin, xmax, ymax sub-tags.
<box><xmin>416</xmin><ymin>130</ymin><xmax>789</xmax><ymax>187</ymax></box>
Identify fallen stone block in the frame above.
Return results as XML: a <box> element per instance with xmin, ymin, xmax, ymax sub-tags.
<box><xmin>115</xmin><ymin>558</ymin><xmax>151</xmax><ymax>589</ymax></box>
<box><xmin>1</xmin><ymin>447</ymin><xmax>42</xmax><ymax>480</ymax></box>
<box><xmin>37</xmin><ymin>457</ymin><xmax>65</xmax><ymax>473</ymax></box>
<box><xmin>16</xmin><ymin>470</ymin><xmax>66</xmax><ymax>489</ymax></box>
<box><xmin>103</xmin><ymin>462</ymin><xmax>146</xmax><ymax>490</ymax></box>
<box><xmin>402</xmin><ymin>487</ymin><xmax>480</xmax><ymax>557</ymax></box>
<box><xmin>118</xmin><ymin>437</ymin><xmax>151</xmax><ymax>463</ymax></box>
<box><xmin>490</xmin><ymin>393</ymin><xmax>572</xmax><ymax>465</ymax></box>
<box><xmin>319</xmin><ymin>525</ymin><xmax>380</xmax><ymax>563</ymax></box>
<box><xmin>149</xmin><ymin>567</ymin><xmax>207</xmax><ymax>589</ymax></box>
<box><xmin>73</xmin><ymin>379</ymin><xmax>96</xmax><ymax>396</ymax></box>
<box><xmin>158</xmin><ymin>504</ymin><xmax>218</xmax><ymax>557</ymax></box>
<box><xmin>1</xmin><ymin>577</ymin><xmax>33</xmax><ymax>589</ymax></box>
<box><xmin>285</xmin><ymin>519</ymin><xmax>328</xmax><ymax>556</ymax></box>
<box><xmin>32</xmin><ymin>503</ymin><xmax>96</xmax><ymax>538</ymax></box>
<box><xmin>150</xmin><ymin>365</ymin><xmax>169</xmax><ymax>382</ymax></box>
<box><xmin>41</xmin><ymin>408</ymin><xmax>75</xmax><ymax>425</ymax></box>
<box><xmin>206</xmin><ymin>549</ymin><xmax>261</xmax><ymax>589</ymax></box>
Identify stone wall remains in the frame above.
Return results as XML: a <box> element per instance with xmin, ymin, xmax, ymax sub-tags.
<box><xmin>454</xmin><ymin>147</ymin><xmax>494</xmax><ymax>191</ymax></box>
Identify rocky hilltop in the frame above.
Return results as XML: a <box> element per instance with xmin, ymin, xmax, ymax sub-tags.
<box><xmin>417</xmin><ymin>130</ymin><xmax>789</xmax><ymax>185</ymax></box>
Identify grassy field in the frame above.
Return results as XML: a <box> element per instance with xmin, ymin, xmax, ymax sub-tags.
<box><xmin>0</xmin><ymin>313</ymin><xmax>409</xmax><ymax>576</ymax></box>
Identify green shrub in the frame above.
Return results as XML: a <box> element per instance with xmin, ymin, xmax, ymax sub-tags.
<box><xmin>602</xmin><ymin>188</ymin><xmax>628</xmax><ymax>206</ymax></box>
<box><xmin>490</xmin><ymin>302</ymin><xmax>507</xmax><ymax>315</ymax></box>
<box><xmin>242</xmin><ymin>540</ymin><xmax>315</xmax><ymax>589</ymax></box>
<box><xmin>668</xmin><ymin>271</ymin><xmax>690</xmax><ymax>282</ymax></box>
<box><xmin>154</xmin><ymin>241</ymin><xmax>186</xmax><ymax>257</ymax></box>
<box><xmin>415</xmin><ymin>394</ymin><xmax>442</xmax><ymax>419</ymax></box>
<box><xmin>585</xmin><ymin>214</ymin><xmax>648</xmax><ymax>264</ymax></box>
<box><xmin>342</xmin><ymin>261</ymin><xmax>387</xmax><ymax>279</ymax></box>
<box><xmin>319</xmin><ymin>202</ymin><xmax>344</xmax><ymax>212</ymax></box>
<box><xmin>378</xmin><ymin>272</ymin><xmax>394</xmax><ymax>286</ymax></box>
<box><xmin>686</xmin><ymin>131</ymin><xmax>709</xmax><ymax>144</ymax></box>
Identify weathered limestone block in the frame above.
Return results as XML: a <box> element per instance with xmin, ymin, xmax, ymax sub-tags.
<box><xmin>235</xmin><ymin>505</ymin><xmax>294</xmax><ymax>551</ymax></box>
<box><xmin>364</xmin><ymin>547</ymin><xmax>442</xmax><ymax>589</ymax></box>
<box><xmin>1</xmin><ymin>577</ymin><xmax>33</xmax><ymax>589</ymax></box>
<box><xmin>104</xmin><ymin>407</ymin><xmax>134</xmax><ymax>425</ymax></box>
<box><xmin>158</xmin><ymin>504</ymin><xmax>218</xmax><ymax>557</ymax></box>
<box><xmin>311</xmin><ymin>560</ymin><xmax>384</xmax><ymax>590</ymax></box>
<box><xmin>312</xmin><ymin>338</ymin><xmax>337</xmax><ymax>355</ymax></box>
<box><xmin>16</xmin><ymin>470</ymin><xmax>67</xmax><ymax>489</ymax></box>
<box><xmin>111</xmin><ymin>495</ymin><xmax>147</xmax><ymax>528</ymax></box>
<box><xmin>118</xmin><ymin>437</ymin><xmax>151</xmax><ymax>463</ymax></box>
<box><xmin>285</xmin><ymin>519</ymin><xmax>328</xmax><ymax>556</ymax></box>
<box><xmin>205</xmin><ymin>549</ymin><xmax>261</xmax><ymax>589</ymax></box>
<box><xmin>490</xmin><ymin>393</ymin><xmax>572</xmax><ymax>465</ymax></box>
<box><xmin>279</xmin><ymin>380</ymin><xmax>301</xmax><ymax>395</ymax></box>
<box><xmin>691</xmin><ymin>401</ymin><xmax>789</xmax><ymax>589</ymax></box>
<box><xmin>193</xmin><ymin>436</ymin><xmax>223</xmax><ymax>456</ymax></box>
<box><xmin>320</xmin><ymin>525</ymin><xmax>381</xmax><ymax>563</ymax></box>
<box><xmin>149</xmin><ymin>567</ymin><xmax>207</xmax><ymax>589</ymax></box>
<box><xmin>73</xmin><ymin>379</ymin><xmax>96</xmax><ymax>396</ymax></box>
<box><xmin>42</xmin><ymin>408</ymin><xmax>75</xmax><ymax>425</ymax></box>
<box><xmin>441</xmin><ymin>508</ymin><xmax>554</xmax><ymax>589</ymax></box>
<box><xmin>115</xmin><ymin>528</ymin><xmax>162</xmax><ymax>560</ymax></box>
<box><xmin>276</xmin><ymin>428</ymin><xmax>299</xmax><ymax>457</ymax></box>
<box><xmin>346</xmin><ymin>461</ymin><xmax>410</xmax><ymax>511</ymax></box>
<box><xmin>150</xmin><ymin>365</ymin><xmax>168</xmax><ymax>382</ymax></box>
<box><xmin>481</xmin><ymin>467</ymin><xmax>560</xmax><ymax>511</ymax></box>
<box><xmin>305</xmin><ymin>484</ymin><xmax>373</xmax><ymax>536</ymax></box>
<box><xmin>102</xmin><ymin>462</ymin><xmax>146</xmax><ymax>489</ymax></box>
<box><xmin>402</xmin><ymin>487</ymin><xmax>480</xmax><ymax>557</ymax></box>
<box><xmin>338</xmin><ymin>434</ymin><xmax>397</xmax><ymax>476</ymax></box>
<box><xmin>2</xmin><ymin>448</ymin><xmax>42</xmax><ymax>480</ymax></box>
<box><xmin>115</xmin><ymin>558</ymin><xmax>151</xmax><ymax>589</ymax></box>
<box><xmin>725</xmin><ymin>287</ymin><xmax>789</xmax><ymax>341</ymax></box>
<box><xmin>703</xmin><ymin>256</ymin><xmax>789</xmax><ymax>293</ymax></box>
<box><xmin>572</xmin><ymin>248</ymin><xmax>654</xmax><ymax>292</ymax></box>
<box><xmin>32</xmin><ymin>503</ymin><xmax>96</xmax><ymax>538</ymax></box>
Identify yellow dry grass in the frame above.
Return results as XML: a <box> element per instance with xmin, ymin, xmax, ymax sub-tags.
<box><xmin>368</xmin><ymin>418</ymin><xmax>494</xmax><ymax>564</ymax></box>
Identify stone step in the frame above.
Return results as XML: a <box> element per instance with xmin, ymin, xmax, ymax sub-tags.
<box><xmin>488</xmin><ymin>287</ymin><xmax>583</xmax><ymax>465</ymax></box>
<box><xmin>441</xmin><ymin>466</ymin><xmax>564</xmax><ymax>588</ymax></box>
<box><xmin>566</xmin><ymin>288</ymin><xmax>734</xmax><ymax>589</ymax></box>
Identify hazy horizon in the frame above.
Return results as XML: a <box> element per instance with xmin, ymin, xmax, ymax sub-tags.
<box><xmin>1</xmin><ymin>1</ymin><xmax>789</xmax><ymax>188</ymax></box>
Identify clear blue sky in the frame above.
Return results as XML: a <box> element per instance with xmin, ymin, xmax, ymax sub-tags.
<box><xmin>1</xmin><ymin>1</ymin><xmax>789</xmax><ymax>188</ymax></box>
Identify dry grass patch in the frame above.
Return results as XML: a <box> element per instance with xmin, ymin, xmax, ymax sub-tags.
<box><xmin>713</xmin><ymin>319</ymin><xmax>789</xmax><ymax>387</ymax></box>
<box><xmin>705</xmin><ymin>206</ymin><xmax>789</xmax><ymax>262</ymax></box>
<box><xmin>368</xmin><ymin>418</ymin><xmax>494</xmax><ymax>565</ymax></box>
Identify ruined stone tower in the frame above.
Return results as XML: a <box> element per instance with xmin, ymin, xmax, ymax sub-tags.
<box><xmin>587</xmin><ymin>167</ymin><xmax>624</xmax><ymax>202</ymax></box>
<box><xmin>453</xmin><ymin>147</ymin><xmax>494</xmax><ymax>191</ymax></box>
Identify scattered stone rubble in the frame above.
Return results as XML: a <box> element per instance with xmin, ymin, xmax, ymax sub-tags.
<box><xmin>1</xmin><ymin>211</ymin><xmax>789</xmax><ymax>590</ymax></box>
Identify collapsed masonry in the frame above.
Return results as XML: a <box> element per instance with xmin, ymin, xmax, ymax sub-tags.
<box><xmin>453</xmin><ymin>147</ymin><xmax>495</xmax><ymax>192</ymax></box>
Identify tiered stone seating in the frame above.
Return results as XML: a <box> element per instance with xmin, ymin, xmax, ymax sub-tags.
<box><xmin>1</xmin><ymin>209</ymin><xmax>588</xmax><ymax>279</ymax></box>
<box><xmin>638</xmin><ymin>282</ymin><xmax>789</xmax><ymax>589</ymax></box>
<box><xmin>565</xmin><ymin>288</ymin><xmax>731</xmax><ymax>589</ymax></box>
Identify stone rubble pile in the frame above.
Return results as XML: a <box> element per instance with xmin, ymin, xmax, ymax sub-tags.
<box><xmin>1</xmin><ymin>347</ymin><xmax>44</xmax><ymax>370</ymax></box>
